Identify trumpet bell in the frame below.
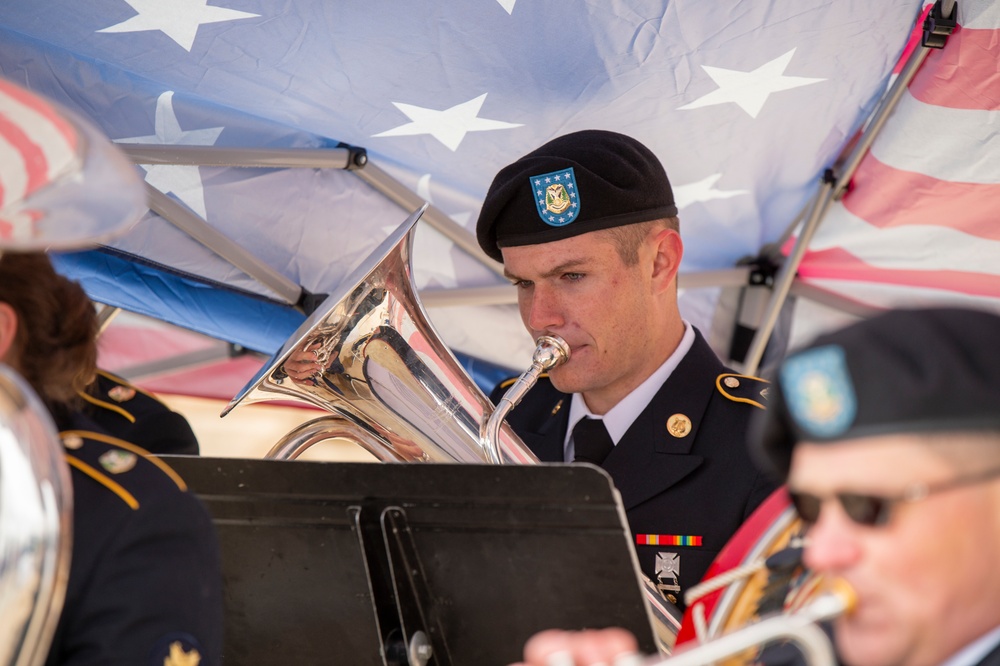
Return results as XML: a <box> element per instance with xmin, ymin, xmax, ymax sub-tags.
<box><xmin>223</xmin><ymin>204</ymin><xmax>538</xmax><ymax>465</ymax></box>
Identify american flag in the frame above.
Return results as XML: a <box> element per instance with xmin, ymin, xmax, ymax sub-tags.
<box><xmin>0</xmin><ymin>0</ymin><xmax>936</xmax><ymax>374</ymax></box>
<box><xmin>788</xmin><ymin>0</ymin><xmax>1000</xmax><ymax>346</ymax></box>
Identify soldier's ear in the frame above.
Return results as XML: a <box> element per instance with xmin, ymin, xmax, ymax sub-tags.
<box><xmin>0</xmin><ymin>302</ymin><xmax>19</xmax><ymax>364</ymax></box>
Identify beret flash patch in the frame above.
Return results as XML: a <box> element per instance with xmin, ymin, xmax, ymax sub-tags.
<box><xmin>780</xmin><ymin>345</ymin><xmax>857</xmax><ymax>438</ymax></box>
<box><xmin>530</xmin><ymin>167</ymin><xmax>580</xmax><ymax>226</ymax></box>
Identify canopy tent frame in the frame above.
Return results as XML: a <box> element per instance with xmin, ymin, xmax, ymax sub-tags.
<box><xmin>115</xmin><ymin>145</ymin><xmax>759</xmax><ymax>310</ymax></box>
<box><xmin>740</xmin><ymin>0</ymin><xmax>958</xmax><ymax>374</ymax></box>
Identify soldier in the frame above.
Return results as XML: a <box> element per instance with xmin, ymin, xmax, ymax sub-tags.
<box><xmin>514</xmin><ymin>307</ymin><xmax>1000</xmax><ymax>666</ymax></box>
<box><xmin>477</xmin><ymin>129</ymin><xmax>778</xmax><ymax>603</ymax></box>
<box><xmin>0</xmin><ymin>252</ymin><xmax>222</xmax><ymax>665</ymax></box>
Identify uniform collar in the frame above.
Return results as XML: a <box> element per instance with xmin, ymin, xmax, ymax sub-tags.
<box><xmin>939</xmin><ymin>625</ymin><xmax>1000</xmax><ymax>666</ymax></box>
<box><xmin>564</xmin><ymin>321</ymin><xmax>694</xmax><ymax>459</ymax></box>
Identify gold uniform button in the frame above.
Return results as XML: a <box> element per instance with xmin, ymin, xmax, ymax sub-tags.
<box><xmin>62</xmin><ymin>435</ymin><xmax>84</xmax><ymax>450</ymax></box>
<box><xmin>666</xmin><ymin>414</ymin><xmax>692</xmax><ymax>438</ymax></box>
<box><xmin>724</xmin><ymin>376</ymin><xmax>740</xmax><ymax>388</ymax></box>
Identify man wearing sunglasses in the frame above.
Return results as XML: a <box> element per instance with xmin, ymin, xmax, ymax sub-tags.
<box><xmin>512</xmin><ymin>306</ymin><xmax>1000</xmax><ymax>666</ymax></box>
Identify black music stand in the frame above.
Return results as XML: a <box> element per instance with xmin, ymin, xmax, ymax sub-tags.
<box><xmin>166</xmin><ymin>457</ymin><xmax>657</xmax><ymax>666</ymax></box>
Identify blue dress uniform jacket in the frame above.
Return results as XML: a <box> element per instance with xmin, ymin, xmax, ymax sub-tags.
<box><xmin>46</xmin><ymin>409</ymin><xmax>222</xmax><ymax>666</ymax></box>
<box><xmin>80</xmin><ymin>370</ymin><xmax>200</xmax><ymax>456</ymax></box>
<box><xmin>491</xmin><ymin>329</ymin><xmax>778</xmax><ymax>606</ymax></box>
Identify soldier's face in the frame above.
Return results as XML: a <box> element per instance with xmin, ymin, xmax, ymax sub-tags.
<box><xmin>501</xmin><ymin>229</ymin><xmax>665</xmax><ymax>413</ymax></box>
<box><xmin>790</xmin><ymin>435</ymin><xmax>1000</xmax><ymax>666</ymax></box>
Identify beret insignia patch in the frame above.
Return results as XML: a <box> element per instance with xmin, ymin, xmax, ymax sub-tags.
<box><xmin>530</xmin><ymin>167</ymin><xmax>580</xmax><ymax>227</ymax></box>
<box><xmin>780</xmin><ymin>344</ymin><xmax>857</xmax><ymax>438</ymax></box>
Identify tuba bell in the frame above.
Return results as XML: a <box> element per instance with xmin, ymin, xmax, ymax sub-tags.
<box><xmin>0</xmin><ymin>365</ymin><xmax>73</xmax><ymax>666</ymax></box>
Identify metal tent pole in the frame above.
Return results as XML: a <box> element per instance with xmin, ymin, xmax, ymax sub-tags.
<box><xmin>740</xmin><ymin>2</ymin><xmax>951</xmax><ymax>374</ymax></box>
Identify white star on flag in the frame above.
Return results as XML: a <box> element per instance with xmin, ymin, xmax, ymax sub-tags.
<box><xmin>674</xmin><ymin>174</ymin><xmax>749</xmax><ymax>209</ymax></box>
<box><xmin>97</xmin><ymin>0</ymin><xmax>259</xmax><ymax>52</ymax></box>
<box><xmin>678</xmin><ymin>49</ymin><xmax>825</xmax><ymax>119</ymax></box>
<box><xmin>496</xmin><ymin>0</ymin><xmax>516</xmax><ymax>15</ymax></box>
<box><xmin>117</xmin><ymin>91</ymin><xmax>224</xmax><ymax>218</ymax></box>
<box><xmin>372</xmin><ymin>93</ymin><xmax>522</xmax><ymax>151</ymax></box>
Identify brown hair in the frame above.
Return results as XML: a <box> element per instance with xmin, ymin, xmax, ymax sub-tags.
<box><xmin>603</xmin><ymin>216</ymin><xmax>680</xmax><ymax>266</ymax></box>
<box><xmin>0</xmin><ymin>252</ymin><xmax>97</xmax><ymax>408</ymax></box>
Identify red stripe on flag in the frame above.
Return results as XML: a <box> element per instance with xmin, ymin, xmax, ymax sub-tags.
<box><xmin>842</xmin><ymin>157</ymin><xmax>1000</xmax><ymax>242</ymax></box>
<box><xmin>798</xmin><ymin>246</ymin><xmax>1000</xmax><ymax>298</ymax></box>
<box><xmin>909</xmin><ymin>26</ymin><xmax>1000</xmax><ymax>111</ymax></box>
<box><xmin>0</xmin><ymin>80</ymin><xmax>79</xmax><ymax>150</ymax></box>
<box><xmin>0</xmin><ymin>114</ymin><xmax>49</xmax><ymax>203</ymax></box>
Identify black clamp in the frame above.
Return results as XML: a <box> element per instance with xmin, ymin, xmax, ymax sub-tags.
<box><xmin>746</xmin><ymin>253</ymin><xmax>780</xmax><ymax>289</ymax></box>
<box><xmin>342</xmin><ymin>143</ymin><xmax>369</xmax><ymax>170</ymax></box>
<box><xmin>923</xmin><ymin>0</ymin><xmax>958</xmax><ymax>49</ymax></box>
<box><xmin>297</xmin><ymin>287</ymin><xmax>329</xmax><ymax>316</ymax></box>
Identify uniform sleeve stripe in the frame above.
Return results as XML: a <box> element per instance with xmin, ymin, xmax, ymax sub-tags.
<box><xmin>61</xmin><ymin>429</ymin><xmax>188</xmax><ymax>492</ymax></box>
<box><xmin>65</xmin><ymin>455</ymin><xmax>139</xmax><ymax>510</ymax></box>
<box><xmin>77</xmin><ymin>391</ymin><xmax>136</xmax><ymax>423</ymax></box>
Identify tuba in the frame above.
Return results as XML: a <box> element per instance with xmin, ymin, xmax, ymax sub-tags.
<box><xmin>0</xmin><ymin>366</ymin><xmax>73</xmax><ymax>666</ymax></box>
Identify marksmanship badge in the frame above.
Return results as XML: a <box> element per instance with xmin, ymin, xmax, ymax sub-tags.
<box><xmin>655</xmin><ymin>552</ymin><xmax>681</xmax><ymax>602</ymax></box>
<box><xmin>780</xmin><ymin>344</ymin><xmax>857</xmax><ymax>438</ymax></box>
<box><xmin>529</xmin><ymin>167</ymin><xmax>580</xmax><ymax>227</ymax></box>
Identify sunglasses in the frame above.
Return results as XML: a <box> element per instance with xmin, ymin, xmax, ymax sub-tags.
<box><xmin>789</xmin><ymin>465</ymin><xmax>1000</xmax><ymax>527</ymax></box>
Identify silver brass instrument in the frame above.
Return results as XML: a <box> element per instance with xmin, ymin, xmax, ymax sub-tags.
<box><xmin>481</xmin><ymin>334</ymin><xmax>569</xmax><ymax>464</ymax></box>
<box><xmin>224</xmin><ymin>203</ymin><xmax>538</xmax><ymax>465</ymax></box>
<box><xmin>0</xmin><ymin>366</ymin><xmax>73</xmax><ymax>666</ymax></box>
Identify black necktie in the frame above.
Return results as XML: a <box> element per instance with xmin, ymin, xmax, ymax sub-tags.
<box><xmin>572</xmin><ymin>417</ymin><xmax>614</xmax><ymax>465</ymax></box>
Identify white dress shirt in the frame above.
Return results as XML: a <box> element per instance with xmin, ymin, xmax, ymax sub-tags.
<box><xmin>563</xmin><ymin>321</ymin><xmax>695</xmax><ymax>462</ymax></box>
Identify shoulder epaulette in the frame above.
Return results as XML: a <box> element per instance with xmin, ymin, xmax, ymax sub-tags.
<box><xmin>81</xmin><ymin>370</ymin><xmax>172</xmax><ymax>418</ymax></box>
<box><xmin>715</xmin><ymin>373</ymin><xmax>770</xmax><ymax>410</ymax></box>
<box><xmin>60</xmin><ymin>429</ymin><xmax>188</xmax><ymax>511</ymax></box>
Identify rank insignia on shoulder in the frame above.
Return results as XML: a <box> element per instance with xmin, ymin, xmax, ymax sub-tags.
<box><xmin>107</xmin><ymin>385</ymin><xmax>136</xmax><ymax>403</ymax></box>
<box><xmin>99</xmin><ymin>449</ymin><xmax>137</xmax><ymax>474</ymax></box>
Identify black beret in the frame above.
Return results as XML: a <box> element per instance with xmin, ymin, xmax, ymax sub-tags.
<box><xmin>752</xmin><ymin>307</ymin><xmax>1000</xmax><ymax>480</ymax></box>
<box><xmin>476</xmin><ymin>129</ymin><xmax>677</xmax><ymax>262</ymax></box>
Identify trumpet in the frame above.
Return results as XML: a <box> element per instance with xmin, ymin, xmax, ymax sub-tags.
<box><xmin>646</xmin><ymin>580</ymin><xmax>854</xmax><ymax>666</ymax></box>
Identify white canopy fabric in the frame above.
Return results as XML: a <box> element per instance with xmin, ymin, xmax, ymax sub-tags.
<box><xmin>2</xmin><ymin>0</ymin><xmax>994</xmax><ymax>393</ymax></box>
